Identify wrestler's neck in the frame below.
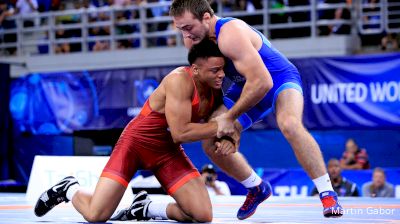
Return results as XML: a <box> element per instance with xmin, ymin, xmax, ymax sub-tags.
<box><xmin>193</xmin><ymin>76</ymin><xmax>212</xmax><ymax>97</ymax></box>
<box><xmin>208</xmin><ymin>15</ymin><xmax>219</xmax><ymax>42</ymax></box>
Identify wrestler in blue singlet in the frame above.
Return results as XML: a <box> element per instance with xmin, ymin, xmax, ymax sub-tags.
<box><xmin>215</xmin><ymin>17</ymin><xmax>303</xmax><ymax>130</ymax></box>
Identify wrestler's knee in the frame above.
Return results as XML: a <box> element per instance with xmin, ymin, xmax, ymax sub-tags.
<box><xmin>193</xmin><ymin>209</ymin><xmax>213</xmax><ymax>223</ymax></box>
<box><xmin>277</xmin><ymin>115</ymin><xmax>303</xmax><ymax>140</ymax></box>
<box><xmin>184</xmin><ymin>206</ymin><xmax>212</xmax><ymax>223</ymax></box>
<box><xmin>83</xmin><ymin>210</ymin><xmax>111</xmax><ymax>223</ymax></box>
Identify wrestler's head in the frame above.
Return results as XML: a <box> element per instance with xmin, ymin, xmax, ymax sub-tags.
<box><xmin>188</xmin><ymin>38</ymin><xmax>225</xmax><ymax>89</ymax></box>
<box><xmin>170</xmin><ymin>0</ymin><xmax>214</xmax><ymax>44</ymax></box>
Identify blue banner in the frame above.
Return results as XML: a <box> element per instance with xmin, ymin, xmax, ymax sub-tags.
<box><xmin>9</xmin><ymin>67</ymin><xmax>174</xmax><ymax>134</ymax></box>
<box><xmin>9</xmin><ymin>53</ymin><xmax>400</xmax><ymax>133</ymax></box>
<box><xmin>292</xmin><ymin>53</ymin><xmax>400</xmax><ymax>129</ymax></box>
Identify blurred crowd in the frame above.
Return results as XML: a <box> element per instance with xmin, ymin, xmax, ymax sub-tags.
<box><xmin>1</xmin><ymin>0</ymin><xmax>399</xmax><ymax>55</ymax></box>
<box><xmin>310</xmin><ymin>138</ymin><xmax>395</xmax><ymax>198</ymax></box>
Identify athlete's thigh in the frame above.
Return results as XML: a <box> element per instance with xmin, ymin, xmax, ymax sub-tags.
<box><xmin>102</xmin><ymin>119</ymin><xmax>142</xmax><ymax>187</ymax></box>
<box><xmin>89</xmin><ymin>177</ymin><xmax>127</xmax><ymax>218</ymax></box>
<box><xmin>152</xmin><ymin>146</ymin><xmax>200</xmax><ymax>195</ymax></box>
<box><xmin>275</xmin><ymin>88</ymin><xmax>304</xmax><ymax>120</ymax></box>
<box><xmin>152</xmin><ymin>147</ymin><xmax>211</xmax><ymax>215</ymax></box>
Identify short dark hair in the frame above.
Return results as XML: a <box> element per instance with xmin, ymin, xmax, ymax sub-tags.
<box><xmin>188</xmin><ymin>38</ymin><xmax>223</xmax><ymax>65</ymax></box>
<box><xmin>170</xmin><ymin>0</ymin><xmax>214</xmax><ymax>21</ymax></box>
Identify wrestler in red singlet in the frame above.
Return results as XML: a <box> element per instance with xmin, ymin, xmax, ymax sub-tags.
<box><xmin>34</xmin><ymin>38</ymin><xmax>227</xmax><ymax>223</ymax></box>
<box><xmin>101</xmin><ymin>67</ymin><xmax>217</xmax><ymax>195</ymax></box>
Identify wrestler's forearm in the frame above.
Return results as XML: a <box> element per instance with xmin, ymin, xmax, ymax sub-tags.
<box><xmin>171</xmin><ymin>122</ymin><xmax>218</xmax><ymax>144</ymax></box>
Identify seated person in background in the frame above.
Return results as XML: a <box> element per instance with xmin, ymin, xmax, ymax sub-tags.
<box><xmin>201</xmin><ymin>164</ymin><xmax>231</xmax><ymax>196</ymax></box>
<box><xmin>340</xmin><ymin>138</ymin><xmax>370</xmax><ymax>170</ymax></box>
<box><xmin>362</xmin><ymin>167</ymin><xmax>395</xmax><ymax>198</ymax></box>
<box><xmin>311</xmin><ymin>158</ymin><xmax>359</xmax><ymax>197</ymax></box>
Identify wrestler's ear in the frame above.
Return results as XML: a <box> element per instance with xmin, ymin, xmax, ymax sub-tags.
<box><xmin>202</xmin><ymin>12</ymin><xmax>211</xmax><ymax>23</ymax></box>
<box><xmin>191</xmin><ymin>64</ymin><xmax>199</xmax><ymax>75</ymax></box>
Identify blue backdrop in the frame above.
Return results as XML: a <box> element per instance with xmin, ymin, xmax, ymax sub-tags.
<box><xmin>7</xmin><ymin>53</ymin><xmax>400</xmax><ymax>184</ymax></box>
<box><xmin>9</xmin><ymin>53</ymin><xmax>400</xmax><ymax>133</ymax></box>
<box><xmin>292</xmin><ymin>53</ymin><xmax>400</xmax><ymax>129</ymax></box>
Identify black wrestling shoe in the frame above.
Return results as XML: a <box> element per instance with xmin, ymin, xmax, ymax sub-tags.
<box><xmin>110</xmin><ymin>190</ymin><xmax>152</xmax><ymax>221</ymax></box>
<box><xmin>34</xmin><ymin>176</ymin><xmax>79</xmax><ymax>217</ymax></box>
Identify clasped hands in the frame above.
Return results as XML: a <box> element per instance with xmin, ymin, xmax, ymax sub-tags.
<box><xmin>212</xmin><ymin>113</ymin><xmax>239</xmax><ymax>156</ymax></box>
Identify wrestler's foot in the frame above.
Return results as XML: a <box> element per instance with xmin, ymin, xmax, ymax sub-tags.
<box><xmin>110</xmin><ymin>190</ymin><xmax>151</xmax><ymax>221</ymax></box>
<box><xmin>237</xmin><ymin>181</ymin><xmax>272</xmax><ymax>220</ymax></box>
<box><xmin>34</xmin><ymin>176</ymin><xmax>79</xmax><ymax>217</ymax></box>
<box><xmin>320</xmin><ymin>191</ymin><xmax>344</xmax><ymax>218</ymax></box>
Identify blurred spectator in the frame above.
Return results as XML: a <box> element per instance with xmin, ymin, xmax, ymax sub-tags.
<box><xmin>148</xmin><ymin>0</ymin><xmax>168</xmax><ymax>17</ymax></box>
<box><xmin>166</xmin><ymin>21</ymin><xmax>179</xmax><ymax>47</ymax></box>
<box><xmin>269</xmin><ymin>0</ymin><xmax>289</xmax><ymax>39</ymax></box>
<box><xmin>37</xmin><ymin>0</ymin><xmax>51</xmax><ymax>12</ymax></box>
<box><xmin>114</xmin><ymin>1</ymin><xmax>134</xmax><ymax>49</ymax></box>
<box><xmin>208</xmin><ymin>0</ymin><xmax>234</xmax><ymax>13</ymax></box>
<box><xmin>113</xmin><ymin>0</ymin><xmax>131</xmax><ymax>7</ymax></box>
<box><xmin>88</xmin><ymin>26</ymin><xmax>110</xmax><ymax>51</ymax></box>
<box><xmin>0</xmin><ymin>0</ymin><xmax>17</xmax><ymax>55</ymax></box>
<box><xmin>311</xmin><ymin>158</ymin><xmax>359</xmax><ymax>196</ymax></box>
<box><xmin>319</xmin><ymin>0</ymin><xmax>352</xmax><ymax>36</ymax></box>
<box><xmin>148</xmin><ymin>0</ymin><xmax>170</xmax><ymax>46</ymax></box>
<box><xmin>360</xmin><ymin>0</ymin><xmax>385</xmax><ymax>48</ymax></box>
<box><xmin>15</xmin><ymin>0</ymin><xmax>38</xmax><ymax>27</ymax></box>
<box><xmin>232</xmin><ymin>0</ymin><xmax>255</xmax><ymax>12</ymax></box>
<box><xmin>201</xmin><ymin>164</ymin><xmax>231</xmax><ymax>196</ymax></box>
<box><xmin>50</xmin><ymin>0</ymin><xmax>60</xmax><ymax>11</ymax></box>
<box><xmin>362</xmin><ymin>167</ymin><xmax>395</xmax><ymax>197</ymax></box>
<box><xmin>81</xmin><ymin>0</ymin><xmax>98</xmax><ymax>22</ymax></box>
<box><xmin>340</xmin><ymin>138</ymin><xmax>370</xmax><ymax>170</ymax></box>
<box><xmin>381</xmin><ymin>33</ymin><xmax>398</xmax><ymax>51</ymax></box>
<box><xmin>130</xmin><ymin>0</ymin><xmax>155</xmax><ymax>47</ymax></box>
<box><xmin>55</xmin><ymin>28</ymin><xmax>71</xmax><ymax>53</ymax></box>
<box><xmin>287</xmin><ymin>0</ymin><xmax>310</xmax><ymax>37</ymax></box>
<box><xmin>232</xmin><ymin>0</ymin><xmax>260</xmax><ymax>26</ymax></box>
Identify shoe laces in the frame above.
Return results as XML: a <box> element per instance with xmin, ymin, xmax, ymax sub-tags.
<box><xmin>241</xmin><ymin>187</ymin><xmax>259</xmax><ymax>210</ymax></box>
<box><xmin>321</xmin><ymin>196</ymin><xmax>336</xmax><ymax>208</ymax></box>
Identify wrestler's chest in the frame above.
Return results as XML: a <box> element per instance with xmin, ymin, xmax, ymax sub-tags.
<box><xmin>197</xmin><ymin>97</ymin><xmax>213</xmax><ymax>119</ymax></box>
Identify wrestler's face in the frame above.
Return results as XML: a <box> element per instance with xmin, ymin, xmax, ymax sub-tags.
<box><xmin>173</xmin><ymin>11</ymin><xmax>211</xmax><ymax>44</ymax></box>
<box><xmin>193</xmin><ymin>57</ymin><xmax>225</xmax><ymax>89</ymax></box>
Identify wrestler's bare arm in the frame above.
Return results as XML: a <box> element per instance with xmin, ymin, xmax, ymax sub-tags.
<box><xmin>218</xmin><ymin>23</ymin><xmax>273</xmax><ymax>120</ymax></box>
<box><xmin>165</xmin><ymin>73</ymin><xmax>218</xmax><ymax>144</ymax></box>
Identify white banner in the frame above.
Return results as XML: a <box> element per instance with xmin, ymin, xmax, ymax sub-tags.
<box><xmin>26</xmin><ymin>156</ymin><xmax>133</xmax><ymax>204</ymax></box>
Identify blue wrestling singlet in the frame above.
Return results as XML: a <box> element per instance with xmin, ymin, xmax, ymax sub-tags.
<box><xmin>215</xmin><ymin>17</ymin><xmax>303</xmax><ymax>130</ymax></box>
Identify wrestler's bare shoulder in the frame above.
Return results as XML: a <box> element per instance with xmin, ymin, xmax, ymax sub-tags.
<box><xmin>161</xmin><ymin>66</ymin><xmax>192</xmax><ymax>86</ymax></box>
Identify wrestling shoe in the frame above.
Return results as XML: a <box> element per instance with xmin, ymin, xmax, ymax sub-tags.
<box><xmin>34</xmin><ymin>176</ymin><xmax>79</xmax><ymax>217</ymax></box>
<box><xmin>110</xmin><ymin>190</ymin><xmax>151</xmax><ymax>221</ymax></box>
<box><xmin>237</xmin><ymin>181</ymin><xmax>272</xmax><ymax>220</ymax></box>
<box><xmin>320</xmin><ymin>191</ymin><xmax>344</xmax><ymax>218</ymax></box>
